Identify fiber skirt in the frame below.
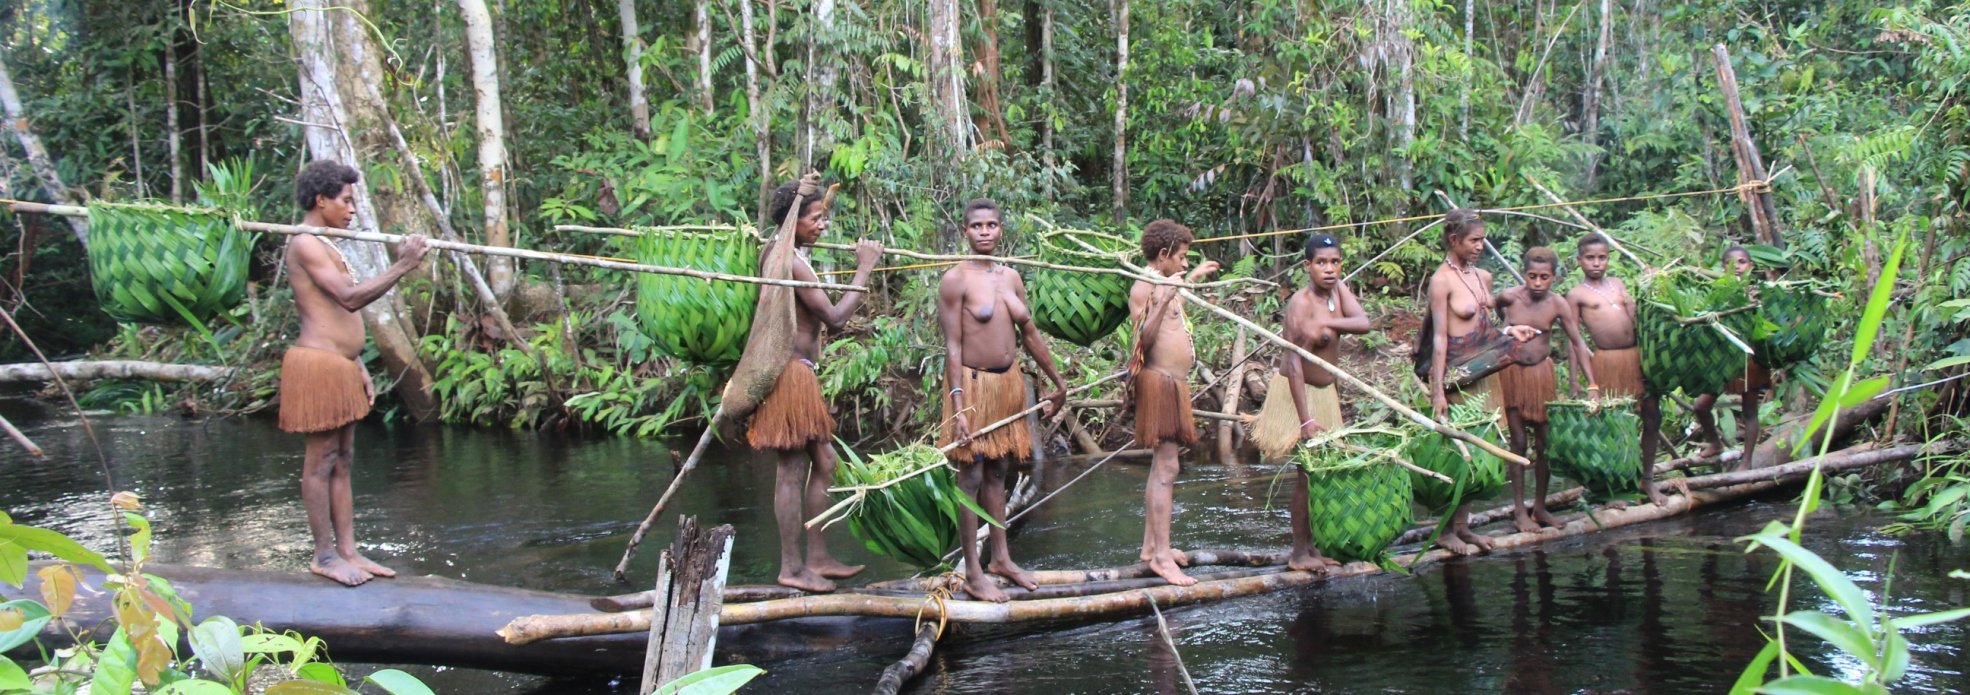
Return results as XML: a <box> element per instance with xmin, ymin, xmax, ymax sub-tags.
<box><xmin>1591</xmin><ymin>347</ymin><xmax>1645</xmax><ymax>399</ymax></box>
<box><xmin>937</xmin><ymin>364</ymin><xmax>1033</xmax><ymax>464</ymax></box>
<box><xmin>1250</xmin><ymin>373</ymin><xmax>1343</xmax><ymax>463</ymax></box>
<box><xmin>1134</xmin><ymin>366</ymin><xmax>1197</xmax><ymax>449</ymax></box>
<box><xmin>278</xmin><ymin>347</ymin><xmax>372</xmax><ymax>433</ymax></box>
<box><xmin>1498</xmin><ymin>358</ymin><xmax>1558</xmax><ymax>424</ymax></box>
<box><xmin>748</xmin><ymin>359</ymin><xmax>837</xmax><ymax>450</ymax></box>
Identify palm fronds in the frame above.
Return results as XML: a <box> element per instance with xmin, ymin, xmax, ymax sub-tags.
<box><xmin>86</xmin><ymin>202</ymin><xmax>253</xmax><ymax>325</ymax></box>
<box><xmin>632</xmin><ymin>226</ymin><xmax>760</xmax><ymax>365</ymax></box>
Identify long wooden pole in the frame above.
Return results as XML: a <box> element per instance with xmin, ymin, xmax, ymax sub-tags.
<box><xmin>1522</xmin><ymin>175</ymin><xmax>1648</xmax><ymax>270</ymax></box>
<box><xmin>6</xmin><ymin>202</ymin><xmax>862</xmax><ymax>293</ymax></box>
<box><xmin>1711</xmin><ymin>43</ymin><xmax>1784</xmax><ymax>250</ymax></box>
<box><xmin>0</xmin><ymin>413</ymin><xmax>42</xmax><ymax>458</ymax></box>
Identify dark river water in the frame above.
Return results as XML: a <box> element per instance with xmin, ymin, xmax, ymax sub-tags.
<box><xmin>2</xmin><ymin>395</ymin><xmax>1966</xmax><ymax>694</ymax></box>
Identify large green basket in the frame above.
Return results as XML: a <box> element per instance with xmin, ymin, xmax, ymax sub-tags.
<box><xmin>1298</xmin><ymin>431</ymin><xmax>1415</xmax><ymax>564</ymax></box>
<box><xmin>1638</xmin><ymin>273</ymin><xmax>1754</xmax><ymax>395</ymax></box>
<box><xmin>87</xmin><ymin>202</ymin><xmax>253</xmax><ymax>325</ymax></box>
<box><xmin>1404</xmin><ymin>405</ymin><xmax>1508</xmax><ymax>513</ymax></box>
<box><xmin>1547</xmin><ymin>399</ymin><xmax>1645</xmax><ymax>500</ymax></box>
<box><xmin>1754</xmin><ymin>282</ymin><xmax>1828</xmax><ymax>371</ymax></box>
<box><xmin>1029</xmin><ymin>228</ymin><xmax>1134</xmax><ymax>347</ymax></box>
<box><xmin>632</xmin><ymin>226</ymin><xmax>760</xmax><ymax>365</ymax></box>
<box><xmin>835</xmin><ymin>444</ymin><xmax>964</xmax><ymax>570</ymax></box>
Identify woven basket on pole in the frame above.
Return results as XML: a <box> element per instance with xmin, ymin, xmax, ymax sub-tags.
<box><xmin>632</xmin><ymin>226</ymin><xmax>761</xmax><ymax>366</ymax></box>
<box><xmin>1638</xmin><ymin>272</ymin><xmax>1753</xmax><ymax>396</ymax></box>
<box><xmin>1029</xmin><ymin>228</ymin><xmax>1135</xmax><ymax>347</ymax></box>
<box><xmin>1403</xmin><ymin>405</ymin><xmax>1508</xmax><ymax>514</ymax></box>
<box><xmin>1753</xmin><ymin>282</ymin><xmax>1828</xmax><ymax>371</ymax></box>
<box><xmin>1547</xmin><ymin>398</ymin><xmax>1645</xmax><ymax>500</ymax></box>
<box><xmin>87</xmin><ymin>202</ymin><xmax>253</xmax><ymax>325</ymax></box>
<box><xmin>1297</xmin><ymin>430</ymin><xmax>1415</xmax><ymax>564</ymax></box>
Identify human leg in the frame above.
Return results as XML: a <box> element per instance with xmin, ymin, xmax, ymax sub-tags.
<box><xmin>1143</xmin><ymin>441</ymin><xmax>1195</xmax><ymax>586</ymax></box>
<box><xmin>1693</xmin><ymin>393</ymin><xmax>1723</xmax><ymax>459</ymax></box>
<box><xmin>774</xmin><ymin>449</ymin><xmax>833</xmax><ymax>592</ymax></box>
<box><xmin>1288</xmin><ymin>467</ymin><xmax>1339</xmax><ymax>571</ymax></box>
<box><xmin>955</xmin><ymin>460</ymin><xmax>1006</xmax><ymax>602</ymax></box>
<box><xmin>303</xmin><ymin>428</ymin><xmax>369</xmax><ymax>586</ymax></box>
<box><xmin>982</xmin><ymin>457</ymin><xmax>1037</xmax><ymax>590</ymax></box>
<box><xmin>1507</xmin><ymin>409</ymin><xmax>1540</xmax><ymax>534</ymax></box>
<box><xmin>1529</xmin><ymin>423</ymin><xmax>1563</xmax><ymax>528</ymax></box>
<box><xmin>1637</xmin><ymin>394</ymin><xmax>1669</xmax><ymax>505</ymax></box>
<box><xmin>803</xmin><ymin>440</ymin><xmax>863</xmax><ymax>579</ymax></box>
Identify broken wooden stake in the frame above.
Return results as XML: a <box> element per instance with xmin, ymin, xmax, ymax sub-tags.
<box><xmin>637</xmin><ymin>516</ymin><xmax>735</xmax><ymax>695</ymax></box>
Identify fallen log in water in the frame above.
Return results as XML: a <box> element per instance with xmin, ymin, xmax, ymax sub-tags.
<box><xmin>0</xmin><ymin>360</ymin><xmax>235</xmax><ymax>383</ymax></box>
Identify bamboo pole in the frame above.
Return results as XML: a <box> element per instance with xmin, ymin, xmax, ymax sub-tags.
<box><xmin>5</xmin><ymin>202</ymin><xmax>862</xmax><ymax>293</ymax></box>
<box><xmin>1174</xmin><ymin>289</ymin><xmax>1529</xmax><ymax>466</ymax></box>
<box><xmin>0</xmin><ymin>413</ymin><xmax>42</xmax><ymax>458</ymax></box>
<box><xmin>1522</xmin><ymin>175</ymin><xmax>1649</xmax><ymax>270</ymax></box>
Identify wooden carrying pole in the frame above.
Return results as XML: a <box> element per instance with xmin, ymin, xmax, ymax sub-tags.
<box><xmin>1710</xmin><ymin>43</ymin><xmax>1784</xmax><ymax>250</ymax></box>
<box><xmin>5</xmin><ymin>202</ymin><xmax>863</xmax><ymax>293</ymax></box>
<box><xmin>637</xmin><ymin>517</ymin><xmax>734</xmax><ymax>695</ymax></box>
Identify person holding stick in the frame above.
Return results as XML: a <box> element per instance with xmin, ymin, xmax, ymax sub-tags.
<box><xmin>1250</xmin><ymin>233</ymin><xmax>1370</xmax><ymax>571</ymax></box>
<box><xmin>746</xmin><ymin>178</ymin><xmax>882</xmax><ymax>592</ymax></box>
<box><xmin>1567</xmin><ymin>233</ymin><xmax>1669</xmax><ymax>505</ymax></box>
<box><xmin>1494</xmin><ymin>247</ymin><xmax>1597</xmax><ymax>533</ymax></box>
<box><xmin>1689</xmin><ymin>245</ymin><xmax>1767</xmax><ymax>470</ymax></box>
<box><xmin>280</xmin><ymin>160</ymin><xmax>427</xmax><ymax>587</ymax></box>
<box><xmin>1126</xmin><ymin>219</ymin><xmax>1219</xmax><ymax>586</ymax></box>
<box><xmin>936</xmin><ymin>199</ymin><xmax>1069</xmax><ymax>602</ymax></box>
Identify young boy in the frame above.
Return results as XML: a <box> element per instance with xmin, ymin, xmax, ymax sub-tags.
<box><xmin>1566</xmin><ymin>234</ymin><xmax>1667</xmax><ymax>505</ymax></box>
<box><xmin>1690</xmin><ymin>245</ymin><xmax>1766</xmax><ymax>471</ymax></box>
<box><xmin>1494</xmin><ymin>247</ymin><xmax>1597</xmax><ymax>533</ymax></box>
<box><xmin>1250</xmin><ymin>234</ymin><xmax>1371</xmax><ymax>571</ymax></box>
<box><xmin>746</xmin><ymin>178</ymin><xmax>883</xmax><ymax>592</ymax></box>
<box><xmin>1128</xmin><ymin>219</ymin><xmax>1220</xmax><ymax>586</ymax></box>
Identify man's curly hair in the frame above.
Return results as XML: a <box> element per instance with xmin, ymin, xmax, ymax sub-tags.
<box><xmin>1523</xmin><ymin>246</ymin><xmax>1561</xmax><ymax>273</ymax></box>
<box><xmin>1140</xmin><ymin>219</ymin><xmax>1194</xmax><ymax>261</ymax></box>
<box><xmin>767</xmin><ymin>179</ymin><xmax>825</xmax><ymax>229</ymax></box>
<box><xmin>295</xmin><ymin>160</ymin><xmax>360</xmax><ymax>211</ymax></box>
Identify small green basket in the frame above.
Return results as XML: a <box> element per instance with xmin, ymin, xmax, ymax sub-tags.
<box><xmin>87</xmin><ymin>202</ymin><xmax>253</xmax><ymax>325</ymax></box>
<box><xmin>632</xmin><ymin>226</ymin><xmax>760</xmax><ymax>365</ymax></box>
<box><xmin>835</xmin><ymin>444</ymin><xmax>965</xmax><ymax>570</ymax></box>
<box><xmin>1753</xmin><ymin>282</ymin><xmax>1828</xmax><ymax>371</ymax></box>
<box><xmin>1297</xmin><ymin>429</ymin><xmax>1415</xmax><ymax>564</ymax></box>
<box><xmin>1404</xmin><ymin>405</ymin><xmax>1509</xmax><ymax>513</ymax></box>
<box><xmin>1029</xmin><ymin>228</ymin><xmax>1135</xmax><ymax>347</ymax></box>
<box><xmin>1547</xmin><ymin>398</ymin><xmax>1645</xmax><ymax>500</ymax></box>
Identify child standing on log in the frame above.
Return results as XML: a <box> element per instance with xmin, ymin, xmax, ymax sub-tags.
<box><xmin>1690</xmin><ymin>245</ymin><xmax>1767</xmax><ymax>471</ymax></box>
<box><xmin>1567</xmin><ymin>234</ymin><xmax>1669</xmax><ymax>505</ymax></box>
<box><xmin>1495</xmin><ymin>247</ymin><xmax>1597</xmax><ymax>533</ymax></box>
<box><xmin>746</xmin><ymin>179</ymin><xmax>883</xmax><ymax>593</ymax></box>
<box><xmin>1250</xmin><ymin>234</ymin><xmax>1370</xmax><ymax>571</ymax></box>
<box><xmin>280</xmin><ymin>161</ymin><xmax>428</xmax><ymax>587</ymax></box>
<box><xmin>937</xmin><ymin>199</ymin><xmax>1070</xmax><ymax>602</ymax></box>
<box><xmin>1127</xmin><ymin>220</ymin><xmax>1220</xmax><ymax>587</ymax></box>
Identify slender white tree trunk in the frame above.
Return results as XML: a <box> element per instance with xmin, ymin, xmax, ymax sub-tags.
<box><xmin>739</xmin><ymin>0</ymin><xmax>772</xmax><ymax>222</ymax></box>
<box><xmin>126</xmin><ymin>71</ymin><xmax>145</xmax><ymax>198</ymax></box>
<box><xmin>926</xmin><ymin>0</ymin><xmax>969</xmax><ymax>155</ymax></box>
<box><xmin>695</xmin><ymin>0</ymin><xmax>714</xmax><ymax>115</ymax></box>
<box><xmin>1460</xmin><ymin>0</ymin><xmax>1473</xmax><ymax>141</ymax></box>
<box><xmin>456</xmin><ymin>0</ymin><xmax>514</xmax><ymax>298</ymax></box>
<box><xmin>1111</xmin><ymin>0</ymin><xmax>1128</xmax><ymax>225</ymax></box>
<box><xmin>165</xmin><ymin>41</ymin><xmax>183</xmax><ymax>202</ymax></box>
<box><xmin>619</xmin><ymin>0</ymin><xmax>651</xmax><ymax>140</ymax></box>
<box><xmin>1582</xmin><ymin>0</ymin><xmax>1613</xmax><ymax>186</ymax></box>
<box><xmin>0</xmin><ymin>54</ymin><xmax>89</xmax><ymax>245</ymax></box>
<box><xmin>801</xmin><ymin>0</ymin><xmax>836</xmax><ymax>169</ymax></box>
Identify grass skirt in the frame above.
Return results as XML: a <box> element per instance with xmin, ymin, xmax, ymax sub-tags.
<box><xmin>1591</xmin><ymin>347</ymin><xmax>1646</xmax><ymax>399</ymax></box>
<box><xmin>937</xmin><ymin>365</ymin><xmax>1033</xmax><ymax>463</ymax></box>
<box><xmin>1250</xmin><ymin>374</ymin><xmax>1342</xmax><ymax>462</ymax></box>
<box><xmin>1498</xmin><ymin>358</ymin><xmax>1558</xmax><ymax>424</ymax></box>
<box><xmin>747</xmin><ymin>359</ymin><xmax>837</xmax><ymax>450</ymax></box>
<box><xmin>278</xmin><ymin>347</ymin><xmax>371</xmax><ymax>433</ymax></box>
<box><xmin>1134</xmin><ymin>366</ymin><xmax>1197</xmax><ymax>449</ymax></box>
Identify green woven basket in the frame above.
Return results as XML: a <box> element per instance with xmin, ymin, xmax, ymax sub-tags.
<box><xmin>1547</xmin><ymin>399</ymin><xmax>1645</xmax><ymax>500</ymax></box>
<box><xmin>835</xmin><ymin>444</ymin><xmax>964</xmax><ymax>570</ymax></box>
<box><xmin>1297</xmin><ymin>430</ymin><xmax>1415</xmax><ymax>564</ymax></box>
<box><xmin>1754</xmin><ymin>282</ymin><xmax>1828</xmax><ymax>371</ymax></box>
<box><xmin>1638</xmin><ymin>273</ymin><xmax>1754</xmax><ymax>395</ymax></box>
<box><xmin>1029</xmin><ymin>228</ymin><xmax>1134</xmax><ymax>347</ymax></box>
<box><xmin>1404</xmin><ymin>405</ymin><xmax>1508</xmax><ymax>513</ymax></box>
<box><xmin>87</xmin><ymin>202</ymin><xmax>252</xmax><ymax>325</ymax></box>
<box><xmin>633</xmin><ymin>226</ymin><xmax>760</xmax><ymax>365</ymax></box>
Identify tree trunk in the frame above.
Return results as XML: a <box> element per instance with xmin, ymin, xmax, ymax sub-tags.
<box><xmin>1710</xmin><ymin>43</ymin><xmax>1784</xmax><ymax>250</ymax></box>
<box><xmin>1368</xmin><ymin>0</ymin><xmax>1416</xmax><ymax>191</ymax></box>
<box><xmin>926</xmin><ymin>0</ymin><xmax>970</xmax><ymax>155</ymax></box>
<box><xmin>1040</xmin><ymin>3</ymin><xmax>1055</xmax><ymax>196</ymax></box>
<box><xmin>164</xmin><ymin>37</ymin><xmax>183</xmax><ymax>203</ymax></box>
<box><xmin>1582</xmin><ymin>0</ymin><xmax>1612</xmax><ymax>186</ymax></box>
<box><xmin>126</xmin><ymin>70</ymin><xmax>146</xmax><ymax>198</ymax></box>
<box><xmin>457</xmin><ymin>0</ymin><xmax>515</xmax><ymax>299</ymax></box>
<box><xmin>738</xmin><ymin>0</ymin><xmax>772</xmax><ymax>222</ymax></box>
<box><xmin>1459</xmin><ymin>0</ymin><xmax>1473</xmax><ymax>141</ymax></box>
<box><xmin>973</xmin><ymin>0</ymin><xmax>1011</xmax><ymax>148</ymax></box>
<box><xmin>288</xmin><ymin>0</ymin><xmax>440</xmax><ymax>421</ymax></box>
<box><xmin>194</xmin><ymin>32</ymin><xmax>210</xmax><ymax>175</ymax></box>
<box><xmin>618</xmin><ymin>0</ymin><xmax>651</xmax><ymax>141</ymax></box>
<box><xmin>695</xmin><ymin>0</ymin><xmax>714</xmax><ymax>115</ymax></box>
<box><xmin>1111</xmin><ymin>0</ymin><xmax>1129</xmax><ymax>225</ymax></box>
<box><xmin>0</xmin><ymin>54</ymin><xmax>89</xmax><ymax>245</ymax></box>
<box><xmin>0</xmin><ymin>360</ymin><xmax>235</xmax><ymax>384</ymax></box>
<box><xmin>801</xmin><ymin>0</ymin><xmax>837</xmax><ymax>169</ymax></box>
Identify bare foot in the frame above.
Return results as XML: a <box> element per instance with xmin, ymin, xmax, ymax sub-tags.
<box><xmin>1149</xmin><ymin>557</ymin><xmax>1198</xmax><ymax>586</ymax></box>
<box><xmin>1697</xmin><ymin>442</ymin><xmax>1724</xmax><ymax>460</ymax></box>
<box><xmin>1436</xmin><ymin>534</ymin><xmax>1481</xmax><ymax>556</ymax></box>
<box><xmin>1160</xmin><ymin>548</ymin><xmax>1191</xmax><ymax>567</ymax></box>
<box><xmin>965</xmin><ymin>572</ymin><xmax>1009</xmax><ymax>603</ymax></box>
<box><xmin>987</xmin><ymin>559</ymin><xmax>1040</xmax><ymax>591</ymax></box>
<box><xmin>1605</xmin><ymin>500</ymin><xmax>1632</xmax><ymax>510</ymax></box>
<box><xmin>1532</xmin><ymin>507</ymin><xmax>1565</xmax><ymax>529</ymax></box>
<box><xmin>1454</xmin><ymin>527</ymin><xmax>1496</xmax><ymax>551</ymax></box>
<box><xmin>1513</xmin><ymin>512</ymin><xmax>1542</xmax><ymax>535</ymax></box>
<box><xmin>310</xmin><ymin>555</ymin><xmax>373</xmax><ymax>587</ymax></box>
<box><xmin>340</xmin><ymin>551</ymin><xmax>395</xmax><ymax>578</ymax></box>
<box><xmin>808</xmin><ymin>558</ymin><xmax>866</xmax><ymax>579</ymax></box>
<box><xmin>777</xmin><ymin>568</ymin><xmax>836</xmax><ymax>593</ymax></box>
<box><xmin>1287</xmin><ymin>548</ymin><xmax>1341</xmax><ymax>573</ymax></box>
<box><xmin>1644</xmin><ymin>487</ymin><xmax>1670</xmax><ymax>507</ymax></box>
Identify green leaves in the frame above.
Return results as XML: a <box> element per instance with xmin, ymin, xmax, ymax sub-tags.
<box><xmin>1030</xmin><ymin>229</ymin><xmax>1135</xmax><ymax>348</ymax></box>
<box><xmin>1547</xmin><ymin>400</ymin><xmax>1647</xmax><ymax>500</ymax></box>
<box><xmin>86</xmin><ymin>202</ymin><xmax>253</xmax><ymax>326</ymax></box>
<box><xmin>188</xmin><ymin>616</ymin><xmax>245</xmax><ymax>685</ymax></box>
<box><xmin>836</xmin><ymin>444</ymin><xmax>982</xmax><ymax>570</ymax></box>
<box><xmin>633</xmin><ymin>227</ymin><xmax>760</xmax><ymax>365</ymax></box>
<box><xmin>362</xmin><ymin>669</ymin><xmax>437</xmax><ymax>695</ymax></box>
<box><xmin>1298</xmin><ymin>433</ymin><xmax>1414</xmax><ymax>564</ymax></box>
<box><xmin>0</xmin><ymin>514</ymin><xmax>114</xmax><ymax>588</ymax></box>
<box><xmin>1404</xmin><ymin>405</ymin><xmax>1507</xmax><ymax>513</ymax></box>
<box><xmin>653</xmin><ymin>664</ymin><xmax>765</xmax><ymax>695</ymax></box>
<box><xmin>0</xmin><ymin>600</ymin><xmax>52</xmax><ymax>653</ymax></box>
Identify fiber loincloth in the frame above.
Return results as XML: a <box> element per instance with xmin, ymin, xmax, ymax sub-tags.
<box><xmin>1590</xmin><ymin>347</ymin><xmax>1645</xmax><ymax>399</ymax></box>
<box><xmin>1133</xmin><ymin>366</ymin><xmax>1197</xmax><ymax>449</ymax></box>
<box><xmin>1250</xmin><ymin>373</ymin><xmax>1343</xmax><ymax>463</ymax></box>
<box><xmin>1726</xmin><ymin>360</ymin><xmax>1772</xmax><ymax>395</ymax></box>
<box><xmin>1498</xmin><ymin>358</ymin><xmax>1558</xmax><ymax>424</ymax></box>
<box><xmin>938</xmin><ymin>364</ymin><xmax>1032</xmax><ymax>463</ymax></box>
<box><xmin>747</xmin><ymin>359</ymin><xmax>837</xmax><ymax>450</ymax></box>
<box><xmin>278</xmin><ymin>347</ymin><xmax>372</xmax><ymax>434</ymax></box>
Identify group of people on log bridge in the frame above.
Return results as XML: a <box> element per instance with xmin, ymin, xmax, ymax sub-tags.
<box><xmin>271</xmin><ymin>160</ymin><xmax>1778</xmax><ymax>592</ymax></box>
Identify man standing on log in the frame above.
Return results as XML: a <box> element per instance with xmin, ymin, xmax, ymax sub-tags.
<box><xmin>937</xmin><ymin>199</ymin><xmax>1069</xmax><ymax>602</ymax></box>
<box><xmin>1567</xmin><ymin>233</ymin><xmax>1668</xmax><ymax>505</ymax></box>
<box><xmin>747</xmin><ymin>178</ymin><xmax>881</xmax><ymax>592</ymax></box>
<box><xmin>280</xmin><ymin>160</ymin><xmax>427</xmax><ymax>587</ymax></box>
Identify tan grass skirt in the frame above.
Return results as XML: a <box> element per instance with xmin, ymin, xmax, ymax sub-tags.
<box><xmin>938</xmin><ymin>365</ymin><xmax>1033</xmax><ymax>463</ymax></box>
<box><xmin>747</xmin><ymin>359</ymin><xmax>837</xmax><ymax>450</ymax></box>
<box><xmin>1134</xmin><ymin>366</ymin><xmax>1197</xmax><ymax>449</ymax></box>
<box><xmin>1498</xmin><ymin>358</ymin><xmax>1558</xmax><ymax>424</ymax></box>
<box><xmin>1250</xmin><ymin>374</ymin><xmax>1343</xmax><ymax>462</ymax></box>
<box><xmin>1591</xmin><ymin>347</ymin><xmax>1645</xmax><ymax>399</ymax></box>
<box><xmin>278</xmin><ymin>347</ymin><xmax>372</xmax><ymax>434</ymax></box>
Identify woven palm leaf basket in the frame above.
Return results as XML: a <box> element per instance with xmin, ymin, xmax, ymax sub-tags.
<box><xmin>1029</xmin><ymin>228</ymin><xmax>1135</xmax><ymax>347</ymax></box>
<box><xmin>1297</xmin><ymin>428</ymin><xmax>1415</xmax><ymax>564</ymax></box>
<box><xmin>1753</xmin><ymin>281</ymin><xmax>1829</xmax><ymax>372</ymax></box>
<box><xmin>87</xmin><ymin>202</ymin><xmax>253</xmax><ymax>325</ymax></box>
<box><xmin>833</xmin><ymin>444</ymin><xmax>965</xmax><ymax>570</ymax></box>
<box><xmin>1547</xmin><ymin>398</ymin><xmax>1645</xmax><ymax>500</ymax></box>
<box><xmin>632</xmin><ymin>225</ymin><xmax>760</xmax><ymax>365</ymax></box>
<box><xmin>1638</xmin><ymin>271</ymin><xmax>1755</xmax><ymax>396</ymax></box>
<box><xmin>1404</xmin><ymin>404</ymin><xmax>1508</xmax><ymax>514</ymax></box>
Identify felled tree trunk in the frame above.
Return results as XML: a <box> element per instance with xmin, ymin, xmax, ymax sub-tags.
<box><xmin>0</xmin><ymin>361</ymin><xmax>235</xmax><ymax>384</ymax></box>
<box><xmin>0</xmin><ymin>54</ymin><xmax>89</xmax><ymax>246</ymax></box>
<box><xmin>457</xmin><ymin>0</ymin><xmax>515</xmax><ymax>299</ymax></box>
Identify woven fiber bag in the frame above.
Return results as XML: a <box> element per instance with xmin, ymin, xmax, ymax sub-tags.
<box><xmin>87</xmin><ymin>202</ymin><xmax>253</xmax><ymax>325</ymax></box>
<box><xmin>633</xmin><ymin>226</ymin><xmax>761</xmax><ymax>365</ymax></box>
<box><xmin>1638</xmin><ymin>272</ymin><xmax>1753</xmax><ymax>396</ymax></box>
<box><xmin>1547</xmin><ymin>398</ymin><xmax>1645</xmax><ymax>500</ymax></box>
<box><xmin>1297</xmin><ymin>430</ymin><xmax>1415</xmax><ymax>564</ymax></box>
<box><xmin>1753</xmin><ymin>282</ymin><xmax>1828</xmax><ymax>371</ymax></box>
<box><xmin>835</xmin><ymin>444</ymin><xmax>966</xmax><ymax>570</ymax></box>
<box><xmin>1029</xmin><ymin>228</ymin><xmax>1134</xmax><ymax>347</ymax></box>
<box><xmin>1403</xmin><ymin>405</ymin><xmax>1508</xmax><ymax>514</ymax></box>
